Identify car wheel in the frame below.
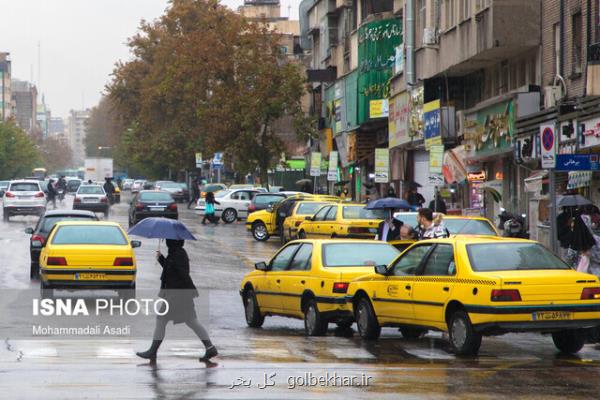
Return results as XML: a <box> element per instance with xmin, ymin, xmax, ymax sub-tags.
<box><xmin>448</xmin><ymin>310</ymin><xmax>482</xmax><ymax>356</ymax></box>
<box><xmin>355</xmin><ymin>296</ymin><xmax>381</xmax><ymax>340</ymax></box>
<box><xmin>222</xmin><ymin>208</ymin><xmax>237</xmax><ymax>223</ymax></box>
<box><xmin>400</xmin><ymin>327</ymin><xmax>426</xmax><ymax>339</ymax></box>
<box><xmin>304</xmin><ymin>299</ymin><xmax>328</xmax><ymax>336</ymax></box>
<box><xmin>30</xmin><ymin>262</ymin><xmax>40</xmax><ymax>280</ymax></box>
<box><xmin>252</xmin><ymin>222</ymin><xmax>269</xmax><ymax>242</ymax></box>
<box><xmin>244</xmin><ymin>289</ymin><xmax>265</xmax><ymax>328</ymax></box>
<box><xmin>552</xmin><ymin>330</ymin><xmax>586</xmax><ymax>354</ymax></box>
<box><xmin>298</xmin><ymin>230</ymin><xmax>306</xmax><ymax>239</ymax></box>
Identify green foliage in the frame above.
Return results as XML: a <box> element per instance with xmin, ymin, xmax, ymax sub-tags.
<box><xmin>0</xmin><ymin>121</ymin><xmax>40</xmax><ymax>179</ymax></box>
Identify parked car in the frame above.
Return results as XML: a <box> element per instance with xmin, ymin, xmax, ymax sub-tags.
<box><xmin>73</xmin><ymin>185</ymin><xmax>110</xmax><ymax>216</ymax></box>
<box><xmin>2</xmin><ymin>180</ymin><xmax>46</xmax><ymax>221</ymax></box>
<box><xmin>39</xmin><ymin>221</ymin><xmax>140</xmax><ymax>299</ymax></box>
<box><xmin>155</xmin><ymin>181</ymin><xmax>185</xmax><ymax>202</ymax></box>
<box><xmin>143</xmin><ymin>181</ymin><xmax>156</xmax><ymax>190</ymax></box>
<box><xmin>177</xmin><ymin>182</ymin><xmax>190</xmax><ymax>202</ymax></box>
<box><xmin>24</xmin><ymin>210</ymin><xmax>98</xmax><ymax>279</ymax></box>
<box><xmin>131</xmin><ymin>180</ymin><xmax>146</xmax><ymax>193</ymax></box>
<box><xmin>66</xmin><ymin>178</ymin><xmax>82</xmax><ymax>193</ymax></box>
<box><xmin>247</xmin><ymin>193</ymin><xmax>287</xmax><ymax>214</ymax></box>
<box><xmin>298</xmin><ymin>203</ymin><xmax>385</xmax><ymax>240</ymax></box>
<box><xmin>195</xmin><ymin>189</ymin><xmax>258</xmax><ymax>223</ymax></box>
<box><xmin>128</xmin><ymin>190</ymin><xmax>178</xmax><ymax>227</ymax></box>
<box><xmin>0</xmin><ymin>180</ymin><xmax>9</xmax><ymax>197</ymax></box>
<box><xmin>122</xmin><ymin>179</ymin><xmax>135</xmax><ymax>190</ymax></box>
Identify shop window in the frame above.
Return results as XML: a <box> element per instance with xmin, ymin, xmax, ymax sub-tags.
<box><xmin>572</xmin><ymin>12</ymin><xmax>583</xmax><ymax>75</ymax></box>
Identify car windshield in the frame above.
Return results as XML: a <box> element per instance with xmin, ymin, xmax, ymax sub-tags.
<box><xmin>52</xmin><ymin>225</ymin><xmax>128</xmax><ymax>245</ymax></box>
<box><xmin>205</xmin><ymin>184</ymin><xmax>224</xmax><ymax>192</ymax></box>
<box><xmin>342</xmin><ymin>206</ymin><xmax>385</xmax><ymax>220</ymax></box>
<box><xmin>41</xmin><ymin>215</ymin><xmax>97</xmax><ymax>233</ymax></box>
<box><xmin>467</xmin><ymin>242</ymin><xmax>570</xmax><ymax>271</ymax></box>
<box><xmin>322</xmin><ymin>243</ymin><xmax>400</xmax><ymax>267</ymax></box>
<box><xmin>10</xmin><ymin>182</ymin><xmax>40</xmax><ymax>191</ymax></box>
<box><xmin>139</xmin><ymin>192</ymin><xmax>173</xmax><ymax>202</ymax></box>
<box><xmin>445</xmin><ymin>218</ymin><xmax>497</xmax><ymax>235</ymax></box>
<box><xmin>296</xmin><ymin>202</ymin><xmax>328</xmax><ymax>215</ymax></box>
<box><xmin>255</xmin><ymin>194</ymin><xmax>284</xmax><ymax>205</ymax></box>
<box><xmin>78</xmin><ymin>186</ymin><xmax>104</xmax><ymax>195</ymax></box>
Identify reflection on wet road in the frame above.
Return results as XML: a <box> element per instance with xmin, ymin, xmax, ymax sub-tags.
<box><xmin>1</xmin><ymin>193</ymin><xmax>600</xmax><ymax>399</ymax></box>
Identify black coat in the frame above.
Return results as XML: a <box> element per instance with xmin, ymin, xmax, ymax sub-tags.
<box><xmin>407</xmin><ymin>192</ymin><xmax>425</xmax><ymax>207</ymax></box>
<box><xmin>157</xmin><ymin>247</ymin><xmax>198</xmax><ymax>323</ymax></box>
<box><xmin>428</xmin><ymin>198</ymin><xmax>447</xmax><ymax>214</ymax></box>
<box><xmin>47</xmin><ymin>182</ymin><xmax>57</xmax><ymax>199</ymax></box>
<box><xmin>377</xmin><ymin>219</ymin><xmax>403</xmax><ymax>241</ymax></box>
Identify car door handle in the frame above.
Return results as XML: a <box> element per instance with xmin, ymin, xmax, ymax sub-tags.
<box><xmin>405</xmin><ymin>285</ymin><xmax>411</xmax><ymax>290</ymax></box>
<box><xmin>443</xmin><ymin>287</ymin><xmax>449</xmax><ymax>292</ymax></box>
<box><xmin>300</xmin><ymin>280</ymin><xmax>305</xmax><ymax>284</ymax></box>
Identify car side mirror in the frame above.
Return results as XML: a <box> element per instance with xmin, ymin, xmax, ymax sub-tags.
<box><xmin>24</xmin><ymin>227</ymin><xmax>34</xmax><ymax>235</ymax></box>
<box><xmin>305</xmin><ymin>216</ymin><xmax>312</xmax><ymax>221</ymax></box>
<box><xmin>31</xmin><ymin>240</ymin><xmax>44</xmax><ymax>249</ymax></box>
<box><xmin>131</xmin><ymin>240</ymin><xmax>142</xmax><ymax>248</ymax></box>
<box><xmin>374</xmin><ymin>265</ymin><xmax>388</xmax><ymax>275</ymax></box>
<box><xmin>255</xmin><ymin>261</ymin><xmax>269</xmax><ymax>271</ymax></box>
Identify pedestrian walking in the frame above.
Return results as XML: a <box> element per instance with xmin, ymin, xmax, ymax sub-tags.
<box><xmin>568</xmin><ymin>213</ymin><xmax>596</xmax><ymax>269</ymax></box>
<box><xmin>202</xmin><ymin>191</ymin><xmax>220</xmax><ymax>225</ymax></box>
<box><xmin>187</xmin><ymin>178</ymin><xmax>200</xmax><ymax>209</ymax></box>
<box><xmin>103</xmin><ymin>177</ymin><xmax>115</xmax><ymax>205</ymax></box>
<box><xmin>136</xmin><ymin>239</ymin><xmax>218</xmax><ymax>362</ymax></box>
<box><xmin>46</xmin><ymin>179</ymin><xmax>57</xmax><ymax>209</ymax></box>
<box><xmin>407</xmin><ymin>186</ymin><xmax>426</xmax><ymax>210</ymax></box>
<box><xmin>417</xmin><ymin>208</ymin><xmax>449</xmax><ymax>240</ymax></box>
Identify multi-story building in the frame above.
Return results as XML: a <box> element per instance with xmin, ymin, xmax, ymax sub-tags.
<box><xmin>68</xmin><ymin>109</ymin><xmax>90</xmax><ymax>166</ymax></box>
<box><xmin>37</xmin><ymin>101</ymin><xmax>50</xmax><ymax>138</ymax></box>
<box><xmin>11</xmin><ymin>79</ymin><xmax>38</xmax><ymax>134</ymax></box>
<box><xmin>48</xmin><ymin>117</ymin><xmax>65</xmax><ymax>136</ymax></box>
<box><xmin>0</xmin><ymin>52</ymin><xmax>12</xmax><ymax>121</ymax></box>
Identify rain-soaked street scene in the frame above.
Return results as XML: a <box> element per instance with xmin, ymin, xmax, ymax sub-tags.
<box><xmin>3</xmin><ymin>1</ymin><xmax>600</xmax><ymax>399</ymax></box>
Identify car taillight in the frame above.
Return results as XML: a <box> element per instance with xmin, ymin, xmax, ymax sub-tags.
<box><xmin>168</xmin><ymin>203</ymin><xmax>178</xmax><ymax>211</ymax></box>
<box><xmin>295</xmin><ymin>220</ymin><xmax>303</xmax><ymax>227</ymax></box>
<box><xmin>333</xmin><ymin>282</ymin><xmax>349</xmax><ymax>294</ymax></box>
<box><xmin>74</xmin><ymin>197</ymin><xmax>81</xmax><ymax>204</ymax></box>
<box><xmin>248</xmin><ymin>204</ymin><xmax>256</xmax><ymax>213</ymax></box>
<box><xmin>100</xmin><ymin>197</ymin><xmax>108</xmax><ymax>203</ymax></box>
<box><xmin>114</xmin><ymin>257</ymin><xmax>134</xmax><ymax>266</ymax></box>
<box><xmin>4</xmin><ymin>192</ymin><xmax>15</xmax><ymax>198</ymax></box>
<box><xmin>34</xmin><ymin>192</ymin><xmax>45</xmax><ymax>198</ymax></box>
<box><xmin>491</xmin><ymin>289</ymin><xmax>521</xmax><ymax>302</ymax></box>
<box><xmin>135</xmin><ymin>203</ymin><xmax>145</xmax><ymax>210</ymax></box>
<box><xmin>581</xmin><ymin>287</ymin><xmax>600</xmax><ymax>300</ymax></box>
<box><xmin>31</xmin><ymin>235</ymin><xmax>45</xmax><ymax>245</ymax></box>
<box><xmin>348</xmin><ymin>227</ymin><xmax>368</xmax><ymax>234</ymax></box>
<box><xmin>47</xmin><ymin>257</ymin><xmax>67</xmax><ymax>266</ymax></box>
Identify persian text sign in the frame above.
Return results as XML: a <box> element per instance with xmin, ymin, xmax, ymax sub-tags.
<box><xmin>374</xmin><ymin>148</ymin><xmax>390</xmax><ymax>183</ymax></box>
<box><xmin>389</xmin><ymin>92</ymin><xmax>410</xmax><ymax>148</ymax></box>
<box><xmin>328</xmin><ymin>151</ymin><xmax>339</xmax><ymax>181</ymax></box>
<box><xmin>310</xmin><ymin>152</ymin><xmax>322</xmax><ymax>177</ymax></box>
<box><xmin>424</xmin><ymin>100</ymin><xmax>442</xmax><ymax>149</ymax></box>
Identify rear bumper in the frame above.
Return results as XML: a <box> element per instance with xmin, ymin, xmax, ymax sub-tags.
<box><xmin>475</xmin><ymin>319</ymin><xmax>600</xmax><ymax>334</ymax></box>
<box><xmin>41</xmin><ymin>268</ymin><xmax>136</xmax><ymax>289</ymax></box>
<box><xmin>4</xmin><ymin>205</ymin><xmax>45</xmax><ymax>215</ymax></box>
<box><xmin>74</xmin><ymin>203</ymin><xmax>109</xmax><ymax>212</ymax></box>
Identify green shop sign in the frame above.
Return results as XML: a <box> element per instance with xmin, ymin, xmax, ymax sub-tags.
<box><xmin>358</xmin><ymin>18</ymin><xmax>402</xmax><ymax>124</ymax></box>
<box><xmin>463</xmin><ymin>100</ymin><xmax>515</xmax><ymax>158</ymax></box>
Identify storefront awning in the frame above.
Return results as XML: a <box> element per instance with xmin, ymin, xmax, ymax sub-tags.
<box><xmin>524</xmin><ymin>170</ymin><xmax>548</xmax><ymax>193</ymax></box>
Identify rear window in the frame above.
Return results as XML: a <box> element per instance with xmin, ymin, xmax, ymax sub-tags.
<box><xmin>322</xmin><ymin>243</ymin><xmax>400</xmax><ymax>267</ymax></box>
<box><xmin>445</xmin><ymin>219</ymin><xmax>497</xmax><ymax>236</ymax></box>
<box><xmin>255</xmin><ymin>194</ymin><xmax>284</xmax><ymax>205</ymax></box>
<box><xmin>78</xmin><ymin>186</ymin><xmax>104</xmax><ymax>195</ymax></box>
<box><xmin>296</xmin><ymin>202</ymin><xmax>328</xmax><ymax>215</ymax></box>
<box><xmin>467</xmin><ymin>243</ymin><xmax>570</xmax><ymax>272</ymax></box>
<box><xmin>52</xmin><ymin>225</ymin><xmax>128</xmax><ymax>245</ymax></box>
<box><xmin>41</xmin><ymin>215</ymin><xmax>98</xmax><ymax>233</ymax></box>
<box><xmin>139</xmin><ymin>192</ymin><xmax>173</xmax><ymax>202</ymax></box>
<box><xmin>342</xmin><ymin>206</ymin><xmax>385</xmax><ymax>220</ymax></box>
<box><xmin>0</xmin><ymin>181</ymin><xmax>9</xmax><ymax>187</ymax></box>
<box><xmin>10</xmin><ymin>182</ymin><xmax>40</xmax><ymax>192</ymax></box>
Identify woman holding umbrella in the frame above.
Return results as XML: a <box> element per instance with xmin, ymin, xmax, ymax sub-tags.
<box><xmin>130</xmin><ymin>218</ymin><xmax>218</xmax><ymax>363</ymax></box>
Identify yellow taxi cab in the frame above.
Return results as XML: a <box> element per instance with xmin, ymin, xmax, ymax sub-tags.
<box><xmin>297</xmin><ymin>203</ymin><xmax>384</xmax><ymax>239</ymax></box>
<box><xmin>347</xmin><ymin>236</ymin><xmax>600</xmax><ymax>355</ymax></box>
<box><xmin>239</xmin><ymin>239</ymin><xmax>400</xmax><ymax>335</ymax></box>
<box><xmin>39</xmin><ymin>221</ymin><xmax>140</xmax><ymax>298</ymax></box>
<box><xmin>246</xmin><ymin>194</ymin><xmax>340</xmax><ymax>242</ymax></box>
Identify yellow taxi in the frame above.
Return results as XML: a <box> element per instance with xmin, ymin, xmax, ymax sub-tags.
<box><xmin>297</xmin><ymin>203</ymin><xmax>385</xmax><ymax>239</ymax></box>
<box><xmin>239</xmin><ymin>239</ymin><xmax>400</xmax><ymax>335</ymax></box>
<box><xmin>39</xmin><ymin>221</ymin><xmax>140</xmax><ymax>298</ymax></box>
<box><xmin>246</xmin><ymin>194</ymin><xmax>340</xmax><ymax>242</ymax></box>
<box><xmin>347</xmin><ymin>236</ymin><xmax>600</xmax><ymax>355</ymax></box>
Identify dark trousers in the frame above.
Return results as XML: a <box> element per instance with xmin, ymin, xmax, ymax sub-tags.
<box><xmin>187</xmin><ymin>195</ymin><xmax>198</xmax><ymax>209</ymax></box>
<box><xmin>202</xmin><ymin>213</ymin><xmax>218</xmax><ymax>224</ymax></box>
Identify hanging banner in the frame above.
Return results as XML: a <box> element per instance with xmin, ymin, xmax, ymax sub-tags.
<box><xmin>424</xmin><ymin>100</ymin><xmax>442</xmax><ymax>150</ymax></box>
<box><xmin>374</xmin><ymin>148</ymin><xmax>390</xmax><ymax>183</ymax></box>
<box><xmin>429</xmin><ymin>144</ymin><xmax>444</xmax><ymax>174</ymax></box>
<box><xmin>388</xmin><ymin>91</ymin><xmax>410</xmax><ymax>148</ymax></box>
<box><xmin>327</xmin><ymin>151</ymin><xmax>338</xmax><ymax>181</ymax></box>
<box><xmin>540</xmin><ymin>124</ymin><xmax>556</xmax><ymax>169</ymax></box>
<box><xmin>195</xmin><ymin>152</ymin><xmax>203</xmax><ymax>168</ymax></box>
<box><xmin>310</xmin><ymin>152</ymin><xmax>322</xmax><ymax>177</ymax></box>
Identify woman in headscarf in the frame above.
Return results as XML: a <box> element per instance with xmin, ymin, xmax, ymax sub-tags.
<box><xmin>136</xmin><ymin>239</ymin><xmax>217</xmax><ymax>362</ymax></box>
<box><xmin>576</xmin><ymin>214</ymin><xmax>600</xmax><ymax>275</ymax></box>
<box><xmin>567</xmin><ymin>213</ymin><xmax>596</xmax><ymax>269</ymax></box>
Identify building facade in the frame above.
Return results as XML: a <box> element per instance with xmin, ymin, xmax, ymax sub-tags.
<box><xmin>11</xmin><ymin>79</ymin><xmax>38</xmax><ymax>134</ymax></box>
<box><xmin>0</xmin><ymin>52</ymin><xmax>12</xmax><ymax>121</ymax></box>
<box><xmin>68</xmin><ymin>109</ymin><xmax>90</xmax><ymax>166</ymax></box>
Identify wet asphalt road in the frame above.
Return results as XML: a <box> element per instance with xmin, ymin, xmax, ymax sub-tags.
<box><xmin>1</xmin><ymin>193</ymin><xmax>600</xmax><ymax>399</ymax></box>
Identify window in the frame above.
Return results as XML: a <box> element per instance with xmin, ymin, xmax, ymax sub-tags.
<box><xmin>77</xmin><ymin>186</ymin><xmax>104</xmax><ymax>195</ymax></box>
<box><xmin>554</xmin><ymin>23</ymin><xmax>561</xmax><ymax>77</ymax></box>
<box><xmin>288</xmin><ymin>244</ymin><xmax>313</xmax><ymax>271</ymax></box>
<box><xmin>572</xmin><ymin>12</ymin><xmax>583</xmax><ymax>75</ymax></box>
<box><xmin>445</xmin><ymin>0</ymin><xmax>456</xmax><ymax>29</ymax></box>
<box><xmin>322</xmin><ymin>243</ymin><xmax>400</xmax><ymax>268</ymax></box>
<box><xmin>325</xmin><ymin>206</ymin><xmax>338</xmax><ymax>221</ymax></box>
<box><xmin>296</xmin><ymin>202</ymin><xmax>328</xmax><ymax>215</ymax></box>
<box><xmin>460</xmin><ymin>0</ymin><xmax>471</xmax><ymax>21</ymax></box>
<box><xmin>417</xmin><ymin>0</ymin><xmax>426</xmax><ymax>46</ymax></box>
<box><xmin>422</xmin><ymin>245</ymin><xmax>455</xmax><ymax>276</ymax></box>
<box><xmin>254</xmin><ymin>194</ymin><xmax>284</xmax><ymax>206</ymax></box>
<box><xmin>342</xmin><ymin>206</ymin><xmax>385</xmax><ymax>220</ymax></box>
<box><xmin>270</xmin><ymin>244</ymin><xmax>300</xmax><ymax>271</ymax></box>
<box><xmin>139</xmin><ymin>192</ymin><xmax>173</xmax><ymax>202</ymax></box>
<box><xmin>9</xmin><ymin>182</ymin><xmax>40</xmax><ymax>192</ymax></box>
<box><xmin>41</xmin><ymin>215</ymin><xmax>98</xmax><ymax>233</ymax></box>
<box><xmin>475</xmin><ymin>0</ymin><xmax>490</xmax><ymax>12</ymax></box>
<box><xmin>443</xmin><ymin>218</ymin><xmax>497</xmax><ymax>235</ymax></box>
<box><xmin>52</xmin><ymin>225</ymin><xmax>127</xmax><ymax>245</ymax></box>
<box><xmin>390</xmin><ymin>245</ymin><xmax>433</xmax><ymax>276</ymax></box>
<box><xmin>466</xmin><ymin>243</ymin><xmax>569</xmax><ymax>272</ymax></box>
<box><xmin>313</xmin><ymin>206</ymin><xmax>331</xmax><ymax>221</ymax></box>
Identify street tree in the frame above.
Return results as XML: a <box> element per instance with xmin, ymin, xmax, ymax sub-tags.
<box><xmin>0</xmin><ymin>121</ymin><xmax>40</xmax><ymax>179</ymax></box>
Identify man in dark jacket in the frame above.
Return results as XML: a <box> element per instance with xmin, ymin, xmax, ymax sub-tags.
<box><xmin>47</xmin><ymin>179</ymin><xmax>57</xmax><ymax>209</ymax></box>
<box><xmin>428</xmin><ymin>191</ymin><xmax>447</xmax><ymax>214</ymax></box>
<box><xmin>376</xmin><ymin>210</ymin><xmax>404</xmax><ymax>241</ymax></box>
<box><xmin>103</xmin><ymin>178</ymin><xmax>115</xmax><ymax>204</ymax></box>
<box><xmin>187</xmin><ymin>179</ymin><xmax>200</xmax><ymax>209</ymax></box>
<box><xmin>136</xmin><ymin>239</ymin><xmax>218</xmax><ymax>362</ymax></box>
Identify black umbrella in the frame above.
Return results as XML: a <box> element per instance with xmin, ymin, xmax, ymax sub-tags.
<box><xmin>557</xmin><ymin>194</ymin><xmax>592</xmax><ymax>207</ymax></box>
<box><xmin>295</xmin><ymin>179</ymin><xmax>312</xmax><ymax>186</ymax></box>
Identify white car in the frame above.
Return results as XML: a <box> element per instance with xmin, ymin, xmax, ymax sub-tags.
<box><xmin>122</xmin><ymin>179</ymin><xmax>135</xmax><ymax>190</ymax></box>
<box><xmin>131</xmin><ymin>180</ymin><xmax>146</xmax><ymax>193</ymax></box>
<box><xmin>2</xmin><ymin>180</ymin><xmax>46</xmax><ymax>221</ymax></box>
<box><xmin>195</xmin><ymin>189</ymin><xmax>258</xmax><ymax>223</ymax></box>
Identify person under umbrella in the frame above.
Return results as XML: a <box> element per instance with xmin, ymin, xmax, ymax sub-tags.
<box><xmin>376</xmin><ymin>209</ymin><xmax>403</xmax><ymax>241</ymax></box>
<box><xmin>136</xmin><ymin>239</ymin><xmax>218</xmax><ymax>362</ymax></box>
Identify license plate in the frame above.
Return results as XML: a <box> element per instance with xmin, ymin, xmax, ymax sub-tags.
<box><xmin>150</xmin><ymin>207</ymin><xmax>165</xmax><ymax>211</ymax></box>
<box><xmin>76</xmin><ymin>273</ymin><xmax>107</xmax><ymax>280</ymax></box>
<box><xmin>532</xmin><ymin>311</ymin><xmax>573</xmax><ymax>321</ymax></box>
<box><xmin>84</xmin><ymin>198</ymin><xmax>98</xmax><ymax>203</ymax></box>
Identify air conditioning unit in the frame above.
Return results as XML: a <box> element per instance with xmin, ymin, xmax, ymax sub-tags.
<box><xmin>423</xmin><ymin>28</ymin><xmax>437</xmax><ymax>46</ymax></box>
<box><xmin>544</xmin><ymin>86</ymin><xmax>562</xmax><ymax>109</ymax></box>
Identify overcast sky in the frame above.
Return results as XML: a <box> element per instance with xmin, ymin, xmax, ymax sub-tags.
<box><xmin>0</xmin><ymin>0</ymin><xmax>300</xmax><ymax>119</ymax></box>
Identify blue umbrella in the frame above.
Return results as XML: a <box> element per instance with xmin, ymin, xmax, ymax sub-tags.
<box><xmin>128</xmin><ymin>217</ymin><xmax>197</xmax><ymax>240</ymax></box>
<box><xmin>365</xmin><ymin>197</ymin><xmax>411</xmax><ymax>210</ymax></box>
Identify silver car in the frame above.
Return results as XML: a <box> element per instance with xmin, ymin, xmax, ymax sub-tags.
<box><xmin>73</xmin><ymin>185</ymin><xmax>110</xmax><ymax>216</ymax></box>
<box><xmin>3</xmin><ymin>180</ymin><xmax>46</xmax><ymax>221</ymax></box>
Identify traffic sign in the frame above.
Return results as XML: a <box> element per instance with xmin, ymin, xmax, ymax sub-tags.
<box><xmin>213</xmin><ymin>152</ymin><xmax>224</xmax><ymax>166</ymax></box>
<box><xmin>540</xmin><ymin>124</ymin><xmax>556</xmax><ymax>169</ymax></box>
